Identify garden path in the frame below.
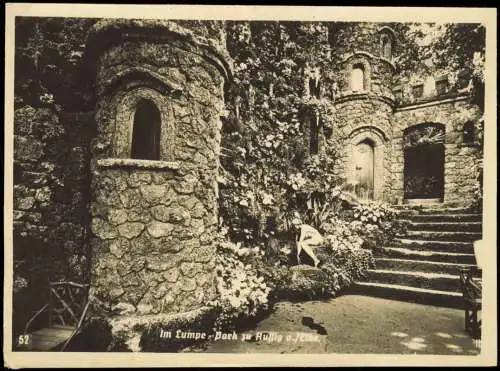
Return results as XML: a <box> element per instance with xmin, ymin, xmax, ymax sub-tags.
<box><xmin>201</xmin><ymin>295</ymin><xmax>480</xmax><ymax>355</ymax></box>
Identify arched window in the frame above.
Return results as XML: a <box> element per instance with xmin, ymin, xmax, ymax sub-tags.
<box><xmin>131</xmin><ymin>99</ymin><xmax>161</xmax><ymax>160</ymax></box>
<box><xmin>351</xmin><ymin>64</ymin><xmax>365</xmax><ymax>91</ymax></box>
<box><xmin>463</xmin><ymin>121</ymin><xmax>475</xmax><ymax>144</ymax></box>
<box><xmin>381</xmin><ymin>35</ymin><xmax>392</xmax><ymax>59</ymax></box>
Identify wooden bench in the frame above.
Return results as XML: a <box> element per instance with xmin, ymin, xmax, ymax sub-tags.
<box><xmin>459</xmin><ymin>268</ymin><xmax>482</xmax><ymax>339</ymax></box>
<box><xmin>21</xmin><ymin>281</ymin><xmax>89</xmax><ymax>351</ymax></box>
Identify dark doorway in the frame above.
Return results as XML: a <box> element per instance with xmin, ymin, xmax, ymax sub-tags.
<box><xmin>131</xmin><ymin>100</ymin><xmax>161</xmax><ymax>160</ymax></box>
<box><xmin>403</xmin><ymin>123</ymin><xmax>445</xmax><ymax>201</ymax></box>
<box><xmin>309</xmin><ymin>115</ymin><xmax>319</xmax><ymax>155</ymax></box>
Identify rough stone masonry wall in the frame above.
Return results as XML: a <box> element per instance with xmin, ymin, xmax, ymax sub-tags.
<box><xmin>327</xmin><ymin>22</ymin><xmax>396</xmax><ymax>99</ymax></box>
<box><xmin>332</xmin><ymin>96</ymin><xmax>393</xmax><ymax>201</ymax></box>
<box><xmin>326</xmin><ymin>22</ymin><xmax>396</xmax><ymax>201</ymax></box>
<box><xmin>391</xmin><ymin>97</ymin><xmax>482</xmax><ymax>205</ymax></box>
<box><xmin>88</xmin><ymin>32</ymin><xmax>227</xmax><ymax>318</ymax></box>
<box><xmin>331</xmin><ymin>22</ymin><xmax>396</xmax><ymax>59</ymax></box>
<box><xmin>13</xmin><ymin>106</ymin><xmax>92</xmax><ymax>285</ymax></box>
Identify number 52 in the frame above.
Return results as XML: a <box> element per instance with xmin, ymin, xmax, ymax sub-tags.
<box><xmin>18</xmin><ymin>334</ymin><xmax>31</xmax><ymax>345</ymax></box>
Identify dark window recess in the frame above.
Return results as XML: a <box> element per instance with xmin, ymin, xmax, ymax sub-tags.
<box><xmin>309</xmin><ymin>78</ymin><xmax>321</xmax><ymax>98</ymax></box>
<box><xmin>310</xmin><ymin>116</ymin><xmax>319</xmax><ymax>155</ymax></box>
<box><xmin>381</xmin><ymin>35</ymin><xmax>392</xmax><ymax>59</ymax></box>
<box><xmin>457</xmin><ymin>72</ymin><xmax>470</xmax><ymax>89</ymax></box>
<box><xmin>393</xmin><ymin>88</ymin><xmax>403</xmax><ymax>102</ymax></box>
<box><xmin>463</xmin><ymin>121</ymin><xmax>475</xmax><ymax>144</ymax></box>
<box><xmin>436</xmin><ymin>79</ymin><xmax>449</xmax><ymax>95</ymax></box>
<box><xmin>412</xmin><ymin>84</ymin><xmax>423</xmax><ymax>98</ymax></box>
<box><xmin>131</xmin><ymin>99</ymin><xmax>161</xmax><ymax>160</ymax></box>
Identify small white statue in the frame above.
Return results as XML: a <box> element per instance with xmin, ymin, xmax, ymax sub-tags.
<box><xmin>291</xmin><ymin>216</ymin><xmax>323</xmax><ymax>268</ymax></box>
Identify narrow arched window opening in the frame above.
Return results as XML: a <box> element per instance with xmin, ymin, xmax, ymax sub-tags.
<box><xmin>351</xmin><ymin>64</ymin><xmax>365</xmax><ymax>91</ymax></box>
<box><xmin>463</xmin><ymin>121</ymin><xmax>475</xmax><ymax>144</ymax></box>
<box><xmin>381</xmin><ymin>35</ymin><xmax>392</xmax><ymax>59</ymax></box>
<box><xmin>131</xmin><ymin>99</ymin><xmax>161</xmax><ymax>160</ymax></box>
<box><xmin>309</xmin><ymin>115</ymin><xmax>319</xmax><ymax>155</ymax></box>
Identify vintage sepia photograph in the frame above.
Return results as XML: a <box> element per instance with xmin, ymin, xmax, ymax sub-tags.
<box><xmin>4</xmin><ymin>4</ymin><xmax>497</xmax><ymax>368</ymax></box>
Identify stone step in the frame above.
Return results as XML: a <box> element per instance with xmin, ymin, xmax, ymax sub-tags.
<box><xmin>393</xmin><ymin>238</ymin><xmax>474</xmax><ymax>253</ymax></box>
<box><xmin>355</xmin><ymin>206</ymin><xmax>483</xmax><ymax>309</ymax></box>
<box><xmin>406</xmin><ymin>213</ymin><xmax>482</xmax><ymax>223</ymax></box>
<box><xmin>417</xmin><ymin>207</ymin><xmax>477</xmax><ymax>215</ymax></box>
<box><xmin>380</xmin><ymin>247</ymin><xmax>477</xmax><ymax>264</ymax></box>
<box><xmin>407</xmin><ymin>221</ymin><xmax>482</xmax><ymax>232</ymax></box>
<box><xmin>350</xmin><ymin>281</ymin><xmax>464</xmax><ymax>309</ymax></box>
<box><xmin>419</xmin><ymin>206</ymin><xmax>471</xmax><ymax>214</ymax></box>
<box><xmin>392</xmin><ymin>204</ymin><xmax>473</xmax><ymax>211</ymax></box>
<box><xmin>374</xmin><ymin>257</ymin><xmax>476</xmax><ymax>275</ymax></box>
<box><xmin>366</xmin><ymin>269</ymin><xmax>464</xmax><ymax>293</ymax></box>
<box><xmin>402</xmin><ymin>230</ymin><xmax>482</xmax><ymax>242</ymax></box>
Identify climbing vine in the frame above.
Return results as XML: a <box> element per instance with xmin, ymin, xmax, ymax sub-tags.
<box><xmin>220</xmin><ymin>21</ymin><xmax>343</xmax><ymax>241</ymax></box>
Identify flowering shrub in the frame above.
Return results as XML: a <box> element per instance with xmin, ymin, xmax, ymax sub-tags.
<box><xmin>209</xmin><ymin>230</ymin><xmax>272</xmax><ymax>330</ymax></box>
<box><xmin>288</xmin><ymin>172</ymin><xmax>308</xmax><ymax>192</ymax></box>
<box><xmin>471</xmin><ymin>177</ymin><xmax>483</xmax><ymax>212</ymax></box>
<box><xmin>351</xmin><ymin>201</ymin><xmax>407</xmax><ymax>250</ymax></box>
<box><xmin>321</xmin><ymin>218</ymin><xmax>364</xmax><ymax>249</ymax></box>
<box><xmin>310</xmin><ymin>218</ymin><xmax>375</xmax><ymax>296</ymax></box>
<box><xmin>353</xmin><ymin>202</ymin><xmax>396</xmax><ymax>226</ymax></box>
<box><xmin>319</xmin><ymin>241</ymin><xmax>374</xmax><ymax>294</ymax></box>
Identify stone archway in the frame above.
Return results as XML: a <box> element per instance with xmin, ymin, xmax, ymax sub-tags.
<box><xmin>403</xmin><ymin>123</ymin><xmax>445</xmax><ymax>202</ymax></box>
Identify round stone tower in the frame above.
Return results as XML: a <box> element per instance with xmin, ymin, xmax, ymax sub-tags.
<box><xmin>83</xmin><ymin>19</ymin><xmax>231</xmax><ymax>349</ymax></box>
<box><xmin>330</xmin><ymin>23</ymin><xmax>397</xmax><ymax>201</ymax></box>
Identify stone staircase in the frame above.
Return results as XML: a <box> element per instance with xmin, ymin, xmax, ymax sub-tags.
<box><xmin>352</xmin><ymin>205</ymin><xmax>483</xmax><ymax>308</ymax></box>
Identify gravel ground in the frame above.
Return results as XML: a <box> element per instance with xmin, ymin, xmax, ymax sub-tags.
<box><xmin>202</xmin><ymin>294</ymin><xmax>480</xmax><ymax>355</ymax></box>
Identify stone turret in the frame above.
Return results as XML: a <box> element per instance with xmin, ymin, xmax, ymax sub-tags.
<box><xmin>83</xmin><ymin>19</ymin><xmax>231</xmax><ymax>350</ymax></box>
<box><xmin>329</xmin><ymin>23</ymin><xmax>398</xmax><ymax>201</ymax></box>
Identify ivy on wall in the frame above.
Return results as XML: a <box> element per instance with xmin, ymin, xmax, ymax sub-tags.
<box><xmin>220</xmin><ymin>21</ymin><xmax>348</xmax><ymax>240</ymax></box>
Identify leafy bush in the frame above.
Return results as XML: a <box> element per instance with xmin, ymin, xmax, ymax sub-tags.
<box><xmin>321</xmin><ymin>218</ymin><xmax>364</xmax><ymax>249</ymax></box>
<box><xmin>253</xmin><ymin>259</ymin><xmax>294</xmax><ymax>302</ymax></box>
<box><xmin>208</xmin><ymin>229</ymin><xmax>272</xmax><ymax>330</ymax></box>
<box><xmin>280</xmin><ymin>265</ymin><xmax>331</xmax><ymax>300</ymax></box>
<box><xmin>319</xmin><ymin>240</ymin><xmax>375</xmax><ymax>295</ymax></box>
<box><xmin>315</xmin><ymin>217</ymin><xmax>375</xmax><ymax>294</ymax></box>
<box><xmin>351</xmin><ymin>201</ymin><xmax>408</xmax><ymax>250</ymax></box>
<box><xmin>353</xmin><ymin>201</ymin><xmax>395</xmax><ymax>226</ymax></box>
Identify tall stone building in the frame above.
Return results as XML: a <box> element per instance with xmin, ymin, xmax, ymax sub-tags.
<box><xmin>302</xmin><ymin>23</ymin><xmax>482</xmax><ymax>205</ymax></box>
